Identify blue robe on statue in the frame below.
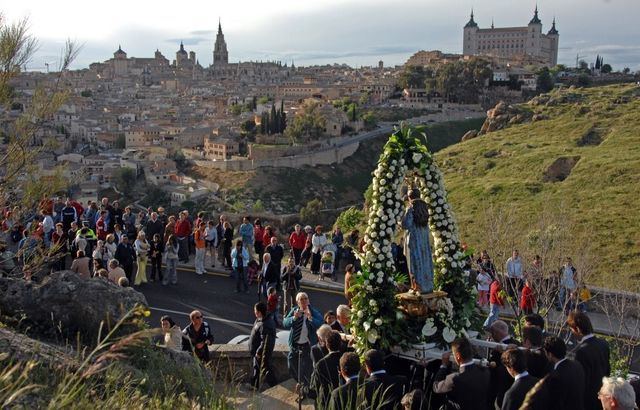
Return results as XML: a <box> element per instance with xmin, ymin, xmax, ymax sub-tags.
<box><xmin>402</xmin><ymin>207</ymin><xmax>434</xmax><ymax>293</ymax></box>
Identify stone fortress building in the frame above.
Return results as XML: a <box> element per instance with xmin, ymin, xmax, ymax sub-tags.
<box><xmin>463</xmin><ymin>6</ymin><xmax>559</xmax><ymax>67</ymax></box>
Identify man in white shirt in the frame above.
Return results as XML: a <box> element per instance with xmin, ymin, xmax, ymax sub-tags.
<box><xmin>505</xmin><ymin>249</ymin><xmax>523</xmax><ymax>298</ymax></box>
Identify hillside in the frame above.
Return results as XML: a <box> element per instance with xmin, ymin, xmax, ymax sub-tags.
<box><xmin>211</xmin><ymin>118</ymin><xmax>485</xmax><ymax>213</ymax></box>
<box><xmin>434</xmin><ymin>84</ymin><xmax>640</xmax><ymax>286</ymax></box>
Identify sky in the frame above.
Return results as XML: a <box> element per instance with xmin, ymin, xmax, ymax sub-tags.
<box><xmin>3</xmin><ymin>0</ymin><xmax>640</xmax><ymax>71</ymax></box>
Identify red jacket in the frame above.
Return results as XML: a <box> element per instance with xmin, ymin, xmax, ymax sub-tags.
<box><xmin>489</xmin><ymin>281</ymin><xmax>504</xmax><ymax>306</ymax></box>
<box><xmin>96</xmin><ymin>217</ymin><xmax>107</xmax><ymax>240</ymax></box>
<box><xmin>254</xmin><ymin>226</ymin><xmax>265</xmax><ymax>244</ymax></box>
<box><xmin>263</xmin><ymin>231</ymin><xmax>273</xmax><ymax>247</ymax></box>
<box><xmin>520</xmin><ymin>284</ymin><xmax>535</xmax><ymax>311</ymax></box>
<box><xmin>174</xmin><ymin>219</ymin><xmax>192</xmax><ymax>237</ymax></box>
<box><xmin>289</xmin><ymin>231</ymin><xmax>307</xmax><ymax>250</ymax></box>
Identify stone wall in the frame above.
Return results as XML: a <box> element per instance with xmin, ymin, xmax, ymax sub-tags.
<box><xmin>208</xmin><ymin>343</ymin><xmax>291</xmax><ymax>383</ymax></box>
<box><xmin>194</xmin><ymin>142</ymin><xmax>359</xmax><ymax>171</ymax></box>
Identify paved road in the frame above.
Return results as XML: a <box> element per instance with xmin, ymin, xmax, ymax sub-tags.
<box><xmin>140</xmin><ymin>265</ymin><xmax>344</xmax><ymax>343</ymax></box>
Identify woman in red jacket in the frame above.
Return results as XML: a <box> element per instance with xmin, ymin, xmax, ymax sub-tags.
<box><xmin>288</xmin><ymin>224</ymin><xmax>307</xmax><ymax>266</ymax></box>
<box><xmin>520</xmin><ymin>278</ymin><xmax>536</xmax><ymax>314</ymax></box>
<box><xmin>253</xmin><ymin>219</ymin><xmax>265</xmax><ymax>265</ymax></box>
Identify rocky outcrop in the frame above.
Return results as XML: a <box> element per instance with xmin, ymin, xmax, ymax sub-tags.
<box><xmin>461</xmin><ymin>129</ymin><xmax>478</xmax><ymax>141</ymax></box>
<box><xmin>0</xmin><ymin>327</ymin><xmax>78</xmax><ymax>369</ymax></box>
<box><xmin>478</xmin><ymin>101</ymin><xmax>532</xmax><ymax>135</ymax></box>
<box><xmin>0</xmin><ymin>271</ymin><xmax>147</xmax><ymax>343</ymax></box>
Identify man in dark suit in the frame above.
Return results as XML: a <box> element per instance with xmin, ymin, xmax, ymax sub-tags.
<box><xmin>364</xmin><ymin>349</ymin><xmax>408</xmax><ymax>410</ymax></box>
<box><xmin>521</xmin><ymin>325</ymin><xmax>552</xmax><ymax>378</ymax></box>
<box><xmin>260</xmin><ymin>253</ymin><xmax>280</xmax><ymax>297</ymax></box>
<box><xmin>331</xmin><ymin>304</ymin><xmax>351</xmax><ymax>333</ymax></box>
<box><xmin>501</xmin><ymin>348</ymin><xmax>539</xmax><ymax>410</ymax></box>
<box><xmin>311</xmin><ymin>324</ymin><xmax>331</xmax><ymax>366</ymax></box>
<box><xmin>329</xmin><ymin>352</ymin><xmax>370</xmax><ymax>410</ymax></box>
<box><xmin>249</xmin><ymin>301</ymin><xmax>277</xmax><ymax>389</ymax></box>
<box><xmin>544</xmin><ymin>336</ymin><xmax>586</xmax><ymax>410</ymax></box>
<box><xmin>303</xmin><ymin>331</ymin><xmax>343</xmax><ymax>408</ymax></box>
<box><xmin>433</xmin><ymin>337</ymin><xmax>490</xmax><ymax>410</ymax></box>
<box><xmin>567</xmin><ymin>311</ymin><xmax>611</xmax><ymax>410</ymax></box>
<box><xmin>488</xmin><ymin>320</ymin><xmax>520</xmax><ymax>409</ymax></box>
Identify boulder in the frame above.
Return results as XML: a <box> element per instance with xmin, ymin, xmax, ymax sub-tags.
<box><xmin>479</xmin><ymin>101</ymin><xmax>532</xmax><ymax>135</ymax></box>
<box><xmin>0</xmin><ymin>271</ymin><xmax>147</xmax><ymax>343</ymax></box>
<box><xmin>461</xmin><ymin>130</ymin><xmax>478</xmax><ymax>142</ymax></box>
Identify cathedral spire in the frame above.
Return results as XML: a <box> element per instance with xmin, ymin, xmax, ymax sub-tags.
<box><xmin>464</xmin><ymin>8</ymin><xmax>478</xmax><ymax>28</ymax></box>
<box><xmin>548</xmin><ymin>16</ymin><xmax>559</xmax><ymax>35</ymax></box>
<box><xmin>491</xmin><ymin>18</ymin><xmax>494</xmax><ymax>29</ymax></box>
<box><xmin>218</xmin><ymin>18</ymin><xmax>222</xmax><ymax>34</ymax></box>
<box><xmin>529</xmin><ymin>4</ymin><xmax>541</xmax><ymax>24</ymax></box>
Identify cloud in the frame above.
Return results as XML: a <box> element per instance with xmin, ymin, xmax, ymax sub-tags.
<box><xmin>165</xmin><ymin>37</ymin><xmax>210</xmax><ymax>46</ymax></box>
<box><xmin>248</xmin><ymin>45</ymin><xmax>416</xmax><ymax>61</ymax></box>
<box><xmin>189</xmin><ymin>30</ymin><xmax>215</xmax><ymax>36</ymax></box>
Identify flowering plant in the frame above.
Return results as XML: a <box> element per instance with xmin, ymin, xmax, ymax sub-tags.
<box><xmin>350</xmin><ymin>124</ymin><xmax>479</xmax><ymax>351</ymax></box>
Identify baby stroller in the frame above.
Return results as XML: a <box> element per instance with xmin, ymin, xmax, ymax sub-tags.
<box><xmin>320</xmin><ymin>249</ymin><xmax>336</xmax><ymax>281</ymax></box>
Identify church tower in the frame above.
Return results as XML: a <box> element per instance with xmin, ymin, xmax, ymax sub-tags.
<box><xmin>213</xmin><ymin>20</ymin><xmax>229</xmax><ymax>65</ymax></box>
<box><xmin>462</xmin><ymin>9</ymin><xmax>479</xmax><ymax>56</ymax></box>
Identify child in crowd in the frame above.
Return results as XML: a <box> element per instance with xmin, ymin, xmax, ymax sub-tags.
<box><xmin>577</xmin><ymin>285</ymin><xmax>591</xmax><ymax>313</ymax></box>
<box><xmin>267</xmin><ymin>286</ymin><xmax>281</xmax><ymax>326</ymax></box>
<box><xmin>246</xmin><ymin>259</ymin><xmax>259</xmax><ymax>285</ymax></box>
<box><xmin>476</xmin><ymin>269</ymin><xmax>492</xmax><ymax>307</ymax></box>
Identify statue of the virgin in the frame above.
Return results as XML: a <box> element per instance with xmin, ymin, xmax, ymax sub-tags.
<box><xmin>401</xmin><ymin>189</ymin><xmax>434</xmax><ymax>293</ymax></box>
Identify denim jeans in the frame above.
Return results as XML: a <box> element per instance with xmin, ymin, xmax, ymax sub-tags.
<box><xmin>165</xmin><ymin>258</ymin><xmax>178</xmax><ymax>285</ymax></box>
<box><xmin>483</xmin><ymin>303</ymin><xmax>501</xmax><ymax>328</ymax></box>
<box><xmin>235</xmin><ymin>266</ymin><xmax>248</xmax><ymax>292</ymax></box>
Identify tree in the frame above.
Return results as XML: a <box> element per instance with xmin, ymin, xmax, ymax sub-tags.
<box><xmin>362</xmin><ymin>111</ymin><xmax>378</xmax><ymax>131</ymax></box>
<box><xmin>399</xmin><ymin>65</ymin><xmax>427</xmax><ymax>89</ymax></box>
<box><xmin>300</xmin><ymin>198</ymin><xmax>323</xmax><ymax>225</ymax></box>
<box><xmin>334</xmin><ymin>207</ymin><xmax>364</xmax><ymax>234</ymax></box>
<box><xmin>536</xmin><ymin>67</ymin><xmax>555</xmax><ymax>92</ymax></box>
<box><xmin>113</xmin><ymin>168</ymin><xmax>136</xmax><ymax>197</ymax></box>
<box><xmin>578</xmin><ymin>60</ymin><xmax>589</xmax><ymax>71</ymax></box>
<box><xmin>347</xmin><ymin>103</ymin><xmax>357</xmax><ymax>122</ymax></box>
<box><xmin>240</xmin><ymin>119</ymin><xmax>256</xmax><ymax>134</ymax></box>
<box><xmin>0</xmin><ymin>15</ymin><xmax>79</xmax><ymax>224</ymax></box>
<box><xmin>622</xmin><ymin>67</ymin><xmax>631</xmax><ymax>74</ymax></box>
<box><xmin>115</xmin><ymin>134</ymin><xmax>126</xmax><ymax>149</ymax></box>
<box><xmin>229</xmin><ymin>104</ymin><xmax>242</xmax><ymax>116</ymax></box>
<box><xmin>252</xmin><ymin>199</ymin><xmax>264</xmax><ymax>212</ymax></box>
<box><xmin>280</xmin><ymin>100</ymin><xmax>287</xmax><ymax>132</ymax></box>
<box><xmin>601</xmin><ymin>64</ymin><xmax>612</xmax><ymax>74</ymax></box>
<box><xmin>284</xmin><ymin>100</ymin><xmax>326</xmax><ymax>143</ymax></box>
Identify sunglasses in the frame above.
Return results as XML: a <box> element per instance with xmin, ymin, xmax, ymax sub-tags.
<box><xmin>193</xmin><ymin>316</ymin><xmax>203</xmax><ymax>319</ymax></box>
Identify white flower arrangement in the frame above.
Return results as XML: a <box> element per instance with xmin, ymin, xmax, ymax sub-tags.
<box><xmin>352</xmin><ymin>125</ymin><xmax>476</xmax><ymax>352</ymax></box>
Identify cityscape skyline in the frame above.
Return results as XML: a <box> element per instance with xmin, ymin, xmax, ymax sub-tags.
<box><xmin>4</xmin><ymin>0</ymin><xmax>640</xmax><ymax>71</ymax></box>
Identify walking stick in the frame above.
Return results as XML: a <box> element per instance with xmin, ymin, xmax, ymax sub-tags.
<box><xmin>297</xmin><ymin>347</ymin><xmax>303</xmax><ymax>410</ymax></box>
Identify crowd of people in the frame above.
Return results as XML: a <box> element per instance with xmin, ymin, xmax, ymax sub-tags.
<box><xmin>469</xmin><ymin>249</ymin><xmax>592</xmax><ymax>329</ymax></box>
<box><xmin>1</xmin><ymin>196</ymin><xmax>637</xmax><ymax>409</ymax></box>
<box><xmin>0</xmin><ymin>197</ymin><xmax>361</xmax><ymax>297</ymax></box>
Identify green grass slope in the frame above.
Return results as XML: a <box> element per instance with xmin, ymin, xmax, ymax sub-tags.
<box><xmin>435</xmin><ymin>84</ymin><xmax>640</xmax><ymax>285</ymax></box>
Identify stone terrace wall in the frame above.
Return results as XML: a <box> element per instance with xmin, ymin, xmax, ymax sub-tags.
<box><xmin>194</xmin><ymin>142</ymin><xmax>359</xmax><ymax>171</ymax></box>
